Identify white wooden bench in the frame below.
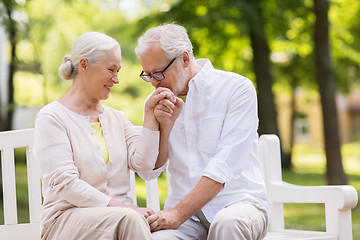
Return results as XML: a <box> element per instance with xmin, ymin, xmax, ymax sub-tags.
<box><xmin>0</xmin><ymin>128</ymin><xmax>358</xmax><ymax>240</ymax></box>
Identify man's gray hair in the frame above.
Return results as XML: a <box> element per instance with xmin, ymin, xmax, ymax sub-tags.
<box><xmin>135</xmin><ymin>23</ymin><xmax>193</xmax><ymax>60</ymax></box>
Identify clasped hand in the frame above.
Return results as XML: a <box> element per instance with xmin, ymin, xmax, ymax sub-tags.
<box><xmin>149</xmin><ymin>87</ymin><xmax>183</xmax><ymax>129</ymax></box>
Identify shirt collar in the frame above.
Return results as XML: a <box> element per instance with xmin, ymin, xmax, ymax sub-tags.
<box><xmin>189</xmin><ymin>59</ymin><xmax>214</xmax><ymax>91</ymax></box>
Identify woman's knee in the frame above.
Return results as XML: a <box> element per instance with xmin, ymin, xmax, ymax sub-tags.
<box><xmin>111</xmin><ymin>208</ymin><xmax>147</xmax><ymax>225</ymax></box>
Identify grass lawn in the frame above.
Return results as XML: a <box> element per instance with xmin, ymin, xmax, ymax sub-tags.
<box><xmin>0</xmin><ymin>142</ymin><xmax>359</xmax><ymax>239</ymax></box>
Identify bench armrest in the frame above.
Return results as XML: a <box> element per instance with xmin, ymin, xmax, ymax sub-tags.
<box><xmin>268</xmin><ymin>181</ymin><xmax>358</xmax><ymax>210</ymax></box>
<box><xmin>267</xmin><ymin>180</ymin><xmax>358</xmax><ymax>238</ymax></box>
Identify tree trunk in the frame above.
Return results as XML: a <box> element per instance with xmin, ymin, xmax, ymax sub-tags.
<box><xmin>246</xmin><ymin>1</ymin><xmax>290</xmax><ymax>169</ymax></box>
<box><xmin>313</xmin><ymin>0</ymin><xmax>347</xmax><ymax>185</ymax></box>
<box><xmin>5</xmin><ymin>7</ymin><xmax>15</xmax><ymax>131</ymax></box>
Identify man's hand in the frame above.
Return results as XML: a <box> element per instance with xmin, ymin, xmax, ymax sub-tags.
<box><xmin>143</xmin><ymin>87</ymin><xmax>176</xmax><ymax>131</ymax></box>
<box><xmin>147</xmin><ymin>209</ymin><xmax>183</xmax><ymax>232</ymax></box>
<box><xmin>154</xmin><ymin>97</ymin><xmax>183</xmax><ymax>129</ymax></box>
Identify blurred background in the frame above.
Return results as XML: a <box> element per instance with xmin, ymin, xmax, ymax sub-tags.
<box><xmin>0</xmin><ymin>0</ymin><xmax>359</xmax><ymax>237</ymax></box>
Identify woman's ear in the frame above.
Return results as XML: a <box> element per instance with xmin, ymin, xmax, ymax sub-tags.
<box><xmin>79</xmin><ymin>58</ymin><xmax>88</xmax><ymax>71</ymax></box>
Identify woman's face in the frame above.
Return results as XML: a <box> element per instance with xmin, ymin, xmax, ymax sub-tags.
<box><xmin>83</xmin><ymin>49</ymin><xmax>122</xmax><ymax>101</ymax></box>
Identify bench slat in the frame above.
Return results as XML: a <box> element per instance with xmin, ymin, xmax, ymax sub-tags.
<box><xmin>1</xmin><ymin>148</ymin><xmax>18</xmax><ymax>225</ymax></box>
<box><xmin>265</xmin><ymin>229</ymin><xmax>338</xmax><ymax>240</ymax></box>
<box><xmin>145</xmin><ymin>178</ymin><xmax>160</xmax><ymax>212</ymax></box>
<box><xmin>0</xmin><ymin>223</ymin><xmax>40</xmax><ymax>240</ymax></box>
<box><xmin>26</xmin><ymin>145</ymin><xmax>42</xmax><ymax>223</ymax></box>
<box><xmin>0</xmin><ymin>129</ymin><xmax>35</xmax><ymax>149</ymax></box>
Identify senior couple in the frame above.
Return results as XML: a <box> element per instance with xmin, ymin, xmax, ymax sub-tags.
<box><xmin>34</xmin><ymin>23</ymin><xmax>270</xmax><ymax>240</ymax></box>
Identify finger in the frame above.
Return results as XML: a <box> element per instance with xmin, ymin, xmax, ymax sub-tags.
<box><xmin>155</xmin><ymin>104</ymin><xmax>173</xmax><ymax>115</ymax></box>
<box><xmin>163</xmin><ymin>92</ymin><xmax>176</xmax><ymax>104</ymax></box>
<box><xmin>147</xmin><ymin>92</ymin><xmax>166</xmax><ymax>107</ymax></box>
<box><xmin>147</xmin><ymin>214</ymin><xmax>157</xmax><ymax>224</ymax></box>
<box><xmin>148</xmin><ymin>209</ymin><xmax>155</xmax><ymax>215</ymax></box>
<box><xmin>159</xmin><ymin>99</ymin><xmax>175</xmax><ymax>109</ymax></box>
<box><xmin>175</xmin><ymin>97</ymin><xmax>184</xmax><ymax>109</ymax></box>
<box><xmin>144</xmin><ymin>209</ymin><xmax>155</xmax><ymax>219</ymax></box>
<box><xmin>156</xmin><ymin>87</ymin><xmax>176</xmax><ymax>103</ymax></box>
<box><xmin>152</xmin><ymin>220</ymin><xmax>162</xmax><ymax>232</ymax></box>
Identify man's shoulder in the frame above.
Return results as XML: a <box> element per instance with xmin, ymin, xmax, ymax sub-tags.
<box><xmin>212</xmin><ymin>68</ymin><xmax>253</xmax><ymax>88</ymax></box>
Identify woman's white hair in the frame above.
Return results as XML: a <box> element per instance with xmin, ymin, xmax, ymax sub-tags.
<box><xmin>135</xmin><ymin>23</ymin><xmax>193</xmax><ymax>60</ymax></box>
<box><xmin>59</xmin><ymin>31</ymin><xmax>121</xmax><ymax>80</ymax></box>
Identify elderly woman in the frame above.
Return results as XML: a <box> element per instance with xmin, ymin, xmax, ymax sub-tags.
<box><xmin>33</xmin><ymin>32</ymin><xmax>183</xmax><ymax>240</ymax></box>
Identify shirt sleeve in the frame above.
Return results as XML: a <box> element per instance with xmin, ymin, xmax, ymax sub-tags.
<box><xmin>202</xmin><ymin>79</ymin><xmax>259</xmax><ymax>184</ymax></box>
<box><xmin>34</xmin><ymin>113</ymin><xmax>111</xmax><ymax>207</ymax></box>
<box><xmin>122</xmin><ymin>114</ymin><xmax>160</xmax><ymax>172</ymax></box>
<box><xmin>137</xmin><ymin>162</ymin><xmax>167</xmax><ymax>181</ymax></box>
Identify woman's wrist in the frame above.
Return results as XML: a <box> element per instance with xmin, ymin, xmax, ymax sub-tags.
<box><xmin>143</xmin><ymin>110</ymin><xmax>159</xmax><ymax>131</ymax></box>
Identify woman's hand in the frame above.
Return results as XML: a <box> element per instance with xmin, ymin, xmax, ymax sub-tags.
<box><xmin>107</xmin><ymin>198</ymin><xmax>155</xmax><ymax>219</ymax></box>
<box><xmin>134</xmin><ymin>207</ymin><xmax>155</xmax><ymax>219</ymax></box>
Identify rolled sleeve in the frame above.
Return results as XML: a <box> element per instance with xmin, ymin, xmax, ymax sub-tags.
<box><xmin>202</xmin><ymin>158</ymin><xmax>234</xmax><ymax>183</ymax></box>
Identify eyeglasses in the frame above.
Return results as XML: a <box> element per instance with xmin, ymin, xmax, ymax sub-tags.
<box><xmin>140</xmin><ymin>57</ymin><xmax>177</xmax><ymax>82</ymax></box>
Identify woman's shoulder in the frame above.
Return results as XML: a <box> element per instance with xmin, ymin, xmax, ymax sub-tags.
<box><xmin>37</xmin><ymin>101</ymin><xmax>63</xmax><ymax>116</ymax></box>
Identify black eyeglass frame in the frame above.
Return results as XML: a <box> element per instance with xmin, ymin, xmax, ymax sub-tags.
<box><xmin>140</xmin><ymin>57</ymin><xmax>177</xmax><ymax>82</ymax></box>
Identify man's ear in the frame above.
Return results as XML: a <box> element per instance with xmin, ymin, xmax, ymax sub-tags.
<box><xmin>79</xmin><ymin>58</ymin><xmax>88</xmax><ymax>71</ymax></box>
<box><xmin>181</xmin><ymin>52</ymin><xmax>190</xmax><ymax>68</ymax></box>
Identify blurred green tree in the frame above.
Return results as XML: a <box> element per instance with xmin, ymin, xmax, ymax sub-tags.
<box><xmin>132</xmin><ymin>0</ymin><xmax>359</xmax><ymax>177</ymax></box>
<box><xmin>0</xmin><ymin>0</ymin><xmax>26</xmax><ymax>130</ymax></box>
<box><xmin>314</xmin><ymin>0</ymin><xmax>347</xmax><ymax>184</ymax></box>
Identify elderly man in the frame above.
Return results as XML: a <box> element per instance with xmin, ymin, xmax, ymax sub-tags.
<box><xmin>135</xmin><ymin>23</ymin><xmax>270</xmax><ymax>240</ymax></box>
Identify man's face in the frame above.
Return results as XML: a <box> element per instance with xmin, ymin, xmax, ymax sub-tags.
<box><xmin>140</xmin><ymin>43</ymin><xmax>188</xmax><ymax>96</ymax></box>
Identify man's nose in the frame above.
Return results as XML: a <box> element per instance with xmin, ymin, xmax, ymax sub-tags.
<box><xmin>150</xmin><ymin>77</ymin><xmax>160</xmax><ymax>88</ymax></box>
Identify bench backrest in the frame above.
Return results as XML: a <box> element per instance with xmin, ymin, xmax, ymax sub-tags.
<box><xmin>0</xmin><ymin>128</ymin><xmax>357</xmax><ymax>240</ymax></box>
<box><xmin>0</xmin><ymin>128</ymin><xmax>41</xmax><ymax>239</ymax></box>
<box><xmin>0</xmin><ymin>127</ymin><xmax>160</xmax><ymax>240</ymax></box>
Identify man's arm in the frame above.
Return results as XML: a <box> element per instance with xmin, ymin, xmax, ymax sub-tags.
<box><xmin>147</xmin><ymin>176</ymin><xmax>224</xmax><ymax>231</ymax></box>
<box><xmin>154</xmin><ymin>96</ymin><xmax>183</xmax><ymax>169</ymax></box>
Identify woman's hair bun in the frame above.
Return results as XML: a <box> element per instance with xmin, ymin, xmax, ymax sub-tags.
<box><xmin>59</xmin><ymin>55</ymin><xmax>73</xmax><ymax>80</ymax></box>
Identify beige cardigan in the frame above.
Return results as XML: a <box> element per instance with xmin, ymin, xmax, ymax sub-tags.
<box><xmin>33</xmin><ymin>101</ymin><xmax>160</xmax><ymax>236</ymax></box>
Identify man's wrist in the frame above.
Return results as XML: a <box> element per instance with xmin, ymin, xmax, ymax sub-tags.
<box><xmin>172</xmin><ymin>206</ymin><xmax>188</xmax><ymax>225</ymax></box>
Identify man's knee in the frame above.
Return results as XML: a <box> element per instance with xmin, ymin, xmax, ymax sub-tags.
<box><xmin>211</xmin><ymin>209</ymin><xmax>240</xmax><ymax>231</ymax></box>
<box><xmin>209</xmin><ymin>203</ymin><xmax>268</xmax><ymax>240</ymax></box>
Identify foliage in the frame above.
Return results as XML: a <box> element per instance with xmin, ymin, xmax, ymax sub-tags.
<box><xmin>2</xmin><ymin>0</ymin><xmax>359</xmax><ymax>125</ymax></box>
<box><xmin>10</xmin><ymin>0</ymin><xmax>157</xmax><ymax>123</ymax></box>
